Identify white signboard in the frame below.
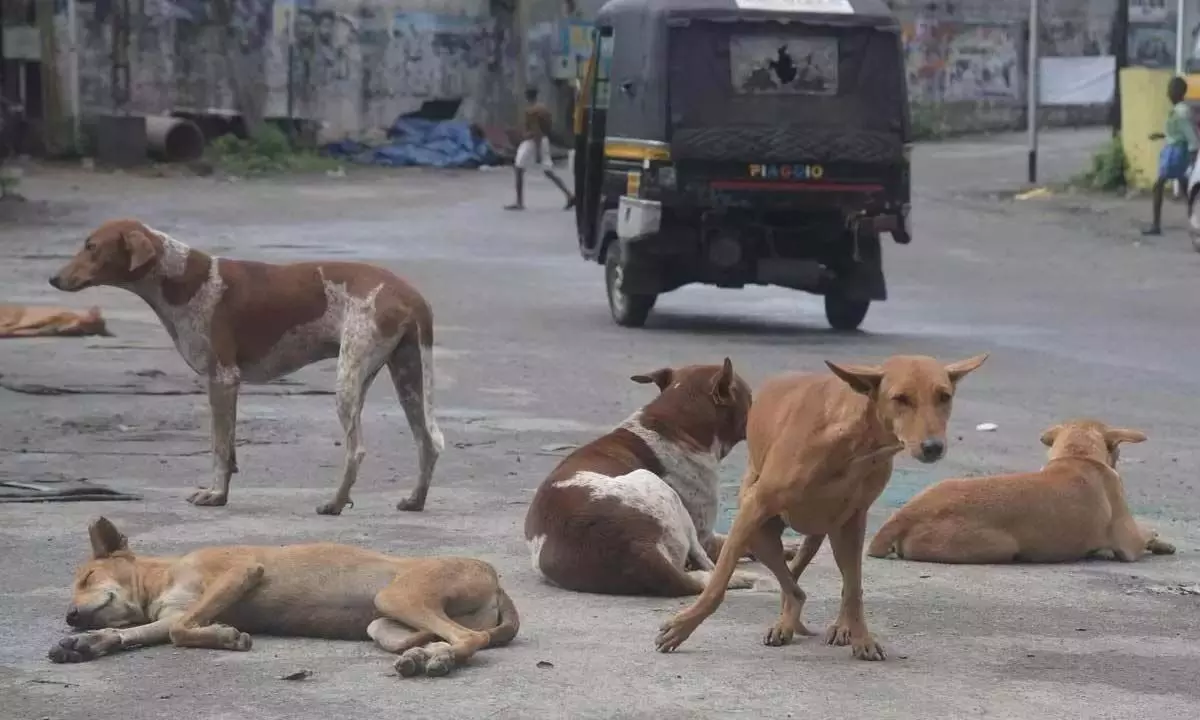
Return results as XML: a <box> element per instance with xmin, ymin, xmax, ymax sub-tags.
<box><xmin>1</xmin><ymin>27</ymin><xmax>41</xmax><ymax>62</ymax></box>
<box><xmin>1129</xmin><ymin>0</ymin><xmax>1171</xmax><ymax>24</ymax></box>
<box><xmin>733</xmin><ymin>0</ymin><xmax>854</xmax><ymax>14</ymax></box>
<box><xmin>1039</xmin><ymin>56</ymin><xmax>1116</xmax><ymax>106</ymax></box>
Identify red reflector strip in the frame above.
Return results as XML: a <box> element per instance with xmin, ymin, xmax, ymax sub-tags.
<box><xmin>710</xmin><ymin>180</ymin><xmax>884</xmax><ymax>193</ymax></box>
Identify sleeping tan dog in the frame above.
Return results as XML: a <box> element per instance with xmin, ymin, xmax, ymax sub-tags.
<box><xmin>655</xmin><ymin>353</ymin><xmax>987</xmax><ymax>661</ymax></box>
<box><xmin>0</xmin><ymin>303</ymin><xmax>110</xmax><ymax>338</ymax></box>
<box><xmin>48</xmin><ymin>517</ymin><xmax>519</xmax><ymax>678</ymax></box>
<box><xmin>867</xmin><ymin>419</ymin><xmax>1177</xmax><ymax>563</ymax></box>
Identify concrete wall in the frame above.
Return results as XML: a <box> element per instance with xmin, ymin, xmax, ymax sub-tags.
<box><xmin>887</xmin><ymin>0</ymin><xmax>1119</xmax><ymax>136</ymax></box>
<box><xmin>16</xmin><ymin>0</ymin><xmax>1141</xmax><ymax>143</ymax></box>
<box><xmin>66</xmin><ymin>0</ymin><xmax>520</xmax><ymax>140</ymax></box>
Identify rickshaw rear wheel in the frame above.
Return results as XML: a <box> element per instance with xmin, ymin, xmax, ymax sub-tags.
<box><xmin>824</xmin><ymin>292</ymin><xmax>870</xmax><ymax>332</ymax></box>
<box><xmin>605</xmin><ymin>242</ymin><xmax>657</xmax><ymax>327</ymax></box>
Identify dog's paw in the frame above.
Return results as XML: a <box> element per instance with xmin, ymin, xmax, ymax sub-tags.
<box><xmin>763</xmin><ymin>617</ymin><xmax>816</xmax><ymax>646</ymax></box>
<box><xmin>422</xmin><ymin>643</ymin><xmax>456</xmax><ymax>677</ymax></box>
<box><xmin>186</xmin><ymin>489</ymin><xmax>228</xmax><ymax>507</ymax></box>
<box><xmin>851</xmin><ymin>636</ymin><xmax>887</xmax><ymax>662</ymax></box>
<box><xmin>655</xmin><ymin>615</ymin><xmax>699</xmax><ymax>653</ymax></box>
<box><xmin>824</xmin><ymin>623</ymin><xmax>853</xmax><ymax>647</ymax></box>
<box><xmin>395</xmin><ymin>497</ymin><xmax>426</xmax><ymax>512</ymax></box>
<box><xmin>47</xmin><ymin>631</ymin><xmax>117</xmax><ymax>663</ymax></box>
<box><xmin>395</xmin><ymin>647</ymin><xmax>429</xmax><ymax>678</ymax></box>
<box><xmin>1148</xmin><ymin>536</ymin><xmax>1177</xmax><ymax>555</ymax></box>
<box><xmin>315</xmin><ymin>500</ymin><xmax>347</xmax><ymax>516</ymax></box>
<box><xmin>763</xmin><ymin>623</ymin><xmax>794</xmax><ymax>647</ymax></box>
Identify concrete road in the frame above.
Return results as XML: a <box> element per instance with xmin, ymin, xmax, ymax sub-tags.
<box><xmin>2</xmin><ymin>129</ymin><xmax>1199</xmax><ymax>720</ymax></box>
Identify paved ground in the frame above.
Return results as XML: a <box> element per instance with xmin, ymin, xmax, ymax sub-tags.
<box><xmin>2</xmin><ymin>128</ymin><xmax>1199</xmax><ymax>720</ymax></box>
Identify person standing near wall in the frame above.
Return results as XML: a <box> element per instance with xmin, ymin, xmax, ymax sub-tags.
<box><xmin>1144</xmin><ymin>76</ymin><xmax>1199</xmax><ymax>236</ymax></box>
<box><xmin>505</xmin><ymin>88</ymin><xmax>575</xmax><ymax>211</ymax></box>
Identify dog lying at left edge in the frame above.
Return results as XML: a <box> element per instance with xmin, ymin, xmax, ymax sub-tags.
<box><xmin>48</xmin><ymin>517</ymin><xmax>520</xmax><ymax>678</ymax></box>
<box><xmin>48</xmin><ymin>218</ymin><xmax>444</xmax><ymax>514</ymax></box>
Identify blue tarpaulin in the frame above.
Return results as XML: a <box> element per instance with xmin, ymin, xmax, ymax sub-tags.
<box><xmin>323</xmin><ymin>117</ymin><xmax>500</xmax><ymax>169</ymax></box>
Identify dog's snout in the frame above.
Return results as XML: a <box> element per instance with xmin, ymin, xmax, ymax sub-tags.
<box><xmin>65</xmin><ymin>608</ymin><xmax>83</xmax><ymax>627</ymax></box>
<box><xmin>919</xmin><ymin>438</ymin><xmax>946</xmax><ymax>462</ymax></box>
<box><xmin>48</xmin><ymin>275</ymin><xmax>62</xmax><ymax>289</ymax></box>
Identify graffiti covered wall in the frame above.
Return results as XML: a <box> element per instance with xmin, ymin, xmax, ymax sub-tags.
<box><xmin>889</xmin><ymin>0</ymin><xmax>1118</xmax><ymax>134</ymax></box>
<box><xmin>53</xmin><ymin>0</ymin><xmax>1124</xmax><ymax>141</ymax></box>
<box><xmin>66</xmin><ymin>0</ymin><xmax>518</xmax><ymax>140</ymax></box>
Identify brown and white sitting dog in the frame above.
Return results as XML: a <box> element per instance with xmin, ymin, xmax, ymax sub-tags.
<box><xmin>49</xmin><ymin>517</ymin><xmax>519</xmax><ymax>678</ymax></box>
<box><xmin>49</xmin><ymin>219</ymin><xmax>443</xmax><ymax>515</ymax></box>
<box><xmin>524</xmin><ymin>359</ymin><xmax>762</xmax><ymax>596</ymax></box>
<box><xmin>867</xmin><ymin>418</ymin><xmax>1177</xmax><ymax>563</ymax></box>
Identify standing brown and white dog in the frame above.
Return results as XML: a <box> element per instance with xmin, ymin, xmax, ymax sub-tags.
<box><xmin>49</xmin><ymin>219</ymin><xmax>444</xmax><ymax>515</ymax></box>
<box><xmin>524</xmin><ymin>359</ymin><xmax>762</xmax><ymax>596</ymax></box>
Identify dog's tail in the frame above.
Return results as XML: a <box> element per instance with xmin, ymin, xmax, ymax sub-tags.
<box><xmin>486</xmin><ymin>587</ymin><xmax>520</xmax><ymax>647</ymax></box>
<box><xmin>866</xmin><ymin>512</ymin><xmax>909</xmax><ymax>559</ymax></box>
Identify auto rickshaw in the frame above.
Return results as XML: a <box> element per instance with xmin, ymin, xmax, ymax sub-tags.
<box><xmin>571</xmin><ymin>0</ymin><xmax>912</xmax><ymax>330</ymax></box>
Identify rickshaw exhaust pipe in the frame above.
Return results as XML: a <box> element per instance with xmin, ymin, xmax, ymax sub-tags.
<box><xmin>756</xmin><ymin>259</ymin><xmax>831</xmax><ymax>292</ymax></box>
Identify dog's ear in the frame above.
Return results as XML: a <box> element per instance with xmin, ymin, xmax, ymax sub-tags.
<box><xmin>945</xmin><ymin>353</ymin><xmax>989</xmax><ymax>385</ymax></box>
<box><xmin>1104</xmin><ymin>427</ymin><xmax>1147</xmax><ymax>448</ymax></box>
<box><xmin>630</xmin><ymin>368</ymin><xmax>674</xmax><ymax>392</ymax></box>
<box><xmin>1039</xmin><ymin>424</ymin><xmax>1062</xmax><ymax>447</ymax></box>
<box><xmin>710</xmin><ymin>357</ymin><xmax>735</xmax><ymax>406</ymax></box>
<box><xmin>825</xmin><ymin>361</ymin><xmax>884</xmax><ymax>395</ymax></box>
<box><xmin>124</xmin><ymin>230</ymin><xmax>157</xmax><ymax>273</ymax></box>
<box><xmin>88</xmin><ymin>517</ymin><xmax>129</xmax><ymax>559</ymax></box>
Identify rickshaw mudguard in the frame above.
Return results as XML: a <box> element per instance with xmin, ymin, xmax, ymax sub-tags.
<box><xmin>596</xmin><ymin>208</ymin><xmax>621</xmax><ymax>263</ymax></box>
<box><xmin>837</xmin><ymin>229</ymin><xmax>887</xmax><ymax>302</ymax></box>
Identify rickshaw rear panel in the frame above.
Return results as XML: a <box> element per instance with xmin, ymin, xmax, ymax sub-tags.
<box><xmin>574</xmin><ymin>0</ymin><xmax>911</xmax><ymax>329</ymax></box>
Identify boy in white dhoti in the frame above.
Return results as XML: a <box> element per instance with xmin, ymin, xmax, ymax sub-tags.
<box><xmin>506</xmin><ymin>88</ymin><xmax>575</xmax><ymax>211</ymax></box>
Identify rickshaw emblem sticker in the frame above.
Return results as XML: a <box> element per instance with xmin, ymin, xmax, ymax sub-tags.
<box><xmin>749</xmin><ymin>163</ymin><xmax>825</xmax><ymax>180</ymax></box>
<box><xmin>733</xmin><ymin>0</ymin><xmax>853</xmax><ymax>13</ymax></box>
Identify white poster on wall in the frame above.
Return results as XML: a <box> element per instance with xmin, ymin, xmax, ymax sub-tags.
<box><xmin>1130</xmin><ymin>0</ymin><xmax>1171</xmax><ymax>24</ymax></box>
<box><xmin>1185</xmin><ymin>0</ymin><xmax>1200</xmax><ymax>71</ymax></box>
<box><xmin>1039</xmin><ymin>56</ymin><xmax>1116</xmax><ymax>106</ymax></box>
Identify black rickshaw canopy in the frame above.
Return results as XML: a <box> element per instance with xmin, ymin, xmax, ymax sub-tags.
<box><xmin>588</xmin><ymin>0</ymin><xmax>907</xmax><ymax>155</ymax></box>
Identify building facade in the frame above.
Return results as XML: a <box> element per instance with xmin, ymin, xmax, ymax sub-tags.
<box><xmin>0</xmin><ymin>0</ymin><xmax>1194</xmax><ymax>150</ymax></box>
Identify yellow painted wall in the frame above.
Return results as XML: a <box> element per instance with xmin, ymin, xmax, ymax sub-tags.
<box><xmin>1120</xmin><ymin>67</ymin><xmax>1175</xmax><ymax>190</ymax></box>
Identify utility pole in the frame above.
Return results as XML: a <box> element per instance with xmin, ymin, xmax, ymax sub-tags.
<box><xmin>36</xmin><ymin>0</ymin><xmax>64</xmax><ymax>154</ymax></box>
<box><xmin>514</xmin><ymin>0</ymin><xmax>529</xmax><ymax>128</ymax></box>
<box><xmin>1176</xmin><ymin>0</ymin><xmax>1187</xmax><ymax>76</ymax></box>
<box><xmin>1112</xmin><ymin>0</ymin><xmax>1129</xmax><ymax>137</ymax></box>
<box><xmin>1027</xmin><ymin>0</ymin><xmax>1040</xmax><ymax>184</ymax></box>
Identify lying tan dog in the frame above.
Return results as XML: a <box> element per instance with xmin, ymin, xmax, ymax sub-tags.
<box><xmin>867</xmin><ymin>419</ymin><xmax>1177</xmax><ymax>563</ymax></box>
<box><xmin>655</xmin><ymin>353</ymin><xmax>987</xmax><ymax>661</ymax></box>
<box><xmin>48</xmin><ymin>517</ymin><xmax>519</xmax><ymax>678</ymax></box>
<box><xmin>49</xmin><ymin>219</ymin><xmax>443</xmax><ymax>514</ymax></box>
<box><xmin>0</xmin><ymin>303</ymin><xmax>110</xmax><ymax>338</ymax></box>
<box><xmin>525</xmin><ymin>359</ymin><xmax>763</xmax><ymax>596</ymax></box>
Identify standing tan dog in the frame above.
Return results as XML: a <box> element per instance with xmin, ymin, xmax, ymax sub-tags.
<box><xmin>49</xmin><ymin>219</ymin><xmax>444</xmax><ymax>514</ymax></box>
<box><xmin>525</xmin><ymin>359</ymin><xmax>763</xmax><ymax>596</ymax></box>
<box><xmin>867</xmin><ymin>419</ymin><xmax>1177</xmax><ymax>563</ymax></box>
<box><xmin>655</xmin><ymin>353</ymin><xmax>987</xmax><ymax>661</ymax></box>
<box><xmin>48</xmin><ymin>517</ymin><xmax>519</xmax><ymax>678</ymax></box>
